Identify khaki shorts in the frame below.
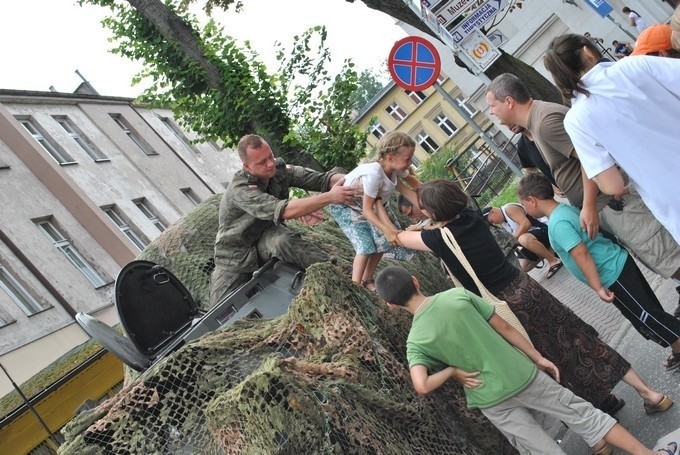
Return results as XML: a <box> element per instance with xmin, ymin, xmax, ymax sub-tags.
<box><xmin>599</xmin><ymin>186</ymin><xmax>680</xmax><ymax>278</ymax></box>
<box><xmin>480</xmin><ymin>371</ymin><xmax>616</xmax><ymax>455</ymax></box>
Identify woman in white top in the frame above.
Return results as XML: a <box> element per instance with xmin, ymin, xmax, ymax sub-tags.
<box><xmin>622</xmin><ymin>7</ymin><xmax>648</xmax><ymax>34</ymax></box>
<box><xmin>329</xmin><ymin>132</ymin><xmax>421</xmax><ymax>292</ymax></box>
<box><xmin>543</xmin><ymin>33</ymin><xmax>680</xmax><ymax>249</ymax></box>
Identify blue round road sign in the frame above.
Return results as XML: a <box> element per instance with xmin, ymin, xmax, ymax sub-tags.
<box><xmin>388</xmin><ymin>36</ymin><xmax>441</xmax><ymax>91</ymax></box>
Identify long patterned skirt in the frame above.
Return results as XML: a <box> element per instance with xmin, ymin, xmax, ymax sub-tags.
<box><xmin>495</xmin><ymin>271</ymin><xmax>631</xmax><ymax>408</ymax></box>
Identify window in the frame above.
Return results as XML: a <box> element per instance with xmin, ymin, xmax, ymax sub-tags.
<box><xmin>369</xmin><ymin>121</ymin><xmax>386</xmax><ymax>139</ymax></box>
<box><xmin>434</xmin><ymin>112</ymin><xmax>459</xmax><ymax>137</ymax></box>
<box><xmin>36</xmin><ymin>220</ymin><xmax>106</xmax><ymax>287</ymax></box>
<box><xmin>416</xmin><ymin>130</ymin><xmax>439</xmax><ymax>154</ymax></box>
<box><xmin>20</xmin><ymin>119</ymin><xmax>76</xmax><ymax>165</ymax></box>
<box><xmin>134</xmin><ymin>199</ymin><xmax>166</xmax><ymax>231</ymax></box>
<box><xmin>159</xmin><ymin>116</ymin><xmax>199</xmax><ymax>154</ymax></box>
<box><xmin>104</xmin><ymin>207</ymin><xmax>148</xmax><ymax>251</ymax></box>
<box><xmin>406</xmin><ymin>90</ymin><xmax>427</xmax><ymax>105</ymax></box>
<box><xmin>0</xmin><ymin>266</ymin><xmax>44</xmax><ymax>316</ymax></box>
<box><xmin>455</xmin><ymin>95</ymin><xmax>478</xmax><ymax>116</ymax></box>
<box><xmin>56</xmin><ymin>117</ymin><xmax>109</xmax><ymax>161</ymax></box>
<box><xmin>436</xmin><ymin>73</ymin><xmax>447</xmax><ymax>85</ymax></box>
<box><xmin>110</xmin><ymin>114</ymin><xmax>157</xmax><ymax>155</ymax></box>
<box><xmin>181</xmin><ymin>187</ymin><xmax>200</xmax><ymax>205</ymax></box>
<box><xmin>410</xmin><ymin>154</ymin><xmax>422</xmax><ymax>169</ymax></box>
<box><xmin>385</xmin><ymin>102</ymin><xmax>407</xmax><ymax>122</ymax></box>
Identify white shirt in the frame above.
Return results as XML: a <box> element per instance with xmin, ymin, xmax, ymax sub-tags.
<box><xmin>343</xmin><ymin>162</ymin><xmax>408</xmax><ymax>201</ymax></box>
<box><xmin>629</xmin><ymin>12</ymin><xmax>647</xmax><ymax>34</ymax></box>
<box><xmin>564</xmin><ymin>57</ymin><xmax>680</xmax><ymax>244</ymax></box>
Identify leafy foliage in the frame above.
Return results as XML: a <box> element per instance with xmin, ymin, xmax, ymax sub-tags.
<box><xmin>416</xmin><ymin>145</ymin><xmax>461</xmax><ymax>183</ymax></box>
<box><xmin>79</xmin><ymin>0</ymin><xmax>373</xmax><ymax>172</ymax></box>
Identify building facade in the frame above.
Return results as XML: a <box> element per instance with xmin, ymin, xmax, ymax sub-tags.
<box><xmin>354</xmin><ymin>73</ymin><xmax>518</xmax><ymax>199</ymax></box>
<box><xmin>0</xmin><ymin>87</ymin><xmax>241</xmax><ymax>396</ymax></box>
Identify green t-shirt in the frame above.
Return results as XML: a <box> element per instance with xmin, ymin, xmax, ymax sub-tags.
<box><xmin>548</xmin><ymin>203</ymin><xmax>628</xmax><ymax>288</ymax></box>
<box><xmin>407</xmin><ymin>288</ymin><xmax>537</xmax><ymax>409</ymax></box>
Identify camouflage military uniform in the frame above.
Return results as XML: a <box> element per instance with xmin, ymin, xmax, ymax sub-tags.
<box><xmin>210</xmin><ymin>158</ymin><xmax>337</xmax><ymax>307</ymax></box>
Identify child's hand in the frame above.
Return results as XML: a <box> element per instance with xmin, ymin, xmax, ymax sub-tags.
<box><xmin>386</xmin><ymin>229</ymin><xmax>403</xmax><ymax>246</ymax></box>
<box><xmin>450</xmin><ymin>367</ymin><xmax>482</xmax><ymax>389</ymax></box>
<box><xmin>536</xmin><ymin>357</ymin><xmax>560</xmax><ymax>383</ymax></box>
<box><xmin>596</xmin><ymin>287</ymin><xmax>615</xmax><ymax>303</ymax></box>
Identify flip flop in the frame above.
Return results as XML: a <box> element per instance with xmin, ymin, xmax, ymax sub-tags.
<box><xmin>546</xmin><ymin>262</ymin><xmax>563</xmax><ymax>279</ymax></box>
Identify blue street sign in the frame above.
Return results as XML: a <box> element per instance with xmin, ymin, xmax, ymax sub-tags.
<box><xmin>583</xmin><ymin>0</ymin><xmax>613</xmax><ymax>18</ymax></box>
<box><xmin>449</xmin><ymin>0</ymin><xmax>509</xmax><ymax>44</ymax></box>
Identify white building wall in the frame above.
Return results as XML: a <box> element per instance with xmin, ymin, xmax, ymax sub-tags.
<box><xmin>0</xmin><ymin>90</ymin><xmax>241</xmax><ymax>395</ymax></box>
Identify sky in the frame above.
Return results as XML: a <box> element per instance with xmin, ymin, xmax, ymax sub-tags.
<box><xmin>0</xmin><ymin>0</ymin><xmax>408</xmax><ymax>98</ymax></box>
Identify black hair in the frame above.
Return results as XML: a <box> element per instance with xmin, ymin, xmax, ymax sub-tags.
<box><xmin>375</xmin><ymin>266</ymin><xmax>417</xmax><ymax>306</ymax></box>
<box><xmin>397</xmin><ymin>194</ymin><xmax>412</xmax><ymax>208</ymax></box>
<box><xmin>517</xmin><ymin>173</ymin><xmax>555</xmax><ymax>200</ymax></box>
<box><xmin>416</xmin><ymin>180</ymin><xmax>469</xmax><ymax>222</ymax></box>
<box><xmin>544</xmin><ymin>34</ymin><xmax>602</xmax><ymax>100</ymax></box>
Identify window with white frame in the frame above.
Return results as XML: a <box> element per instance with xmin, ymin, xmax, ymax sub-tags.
<box><xmin>55</xmin><ymin>117</ymin><xmax>109</xmax><ymax>162</ymax></box>
<box><xmin>110</xmin><ymin>114</ymin><xmax>157</xmax><ymax>155</ymax></box>
<box><xmin>385</xmin><ymin>102</ymin><xmax>407</xmax><ymax>122</ymax></box>
<box><xmin>20</xmin><ymin>119</ymin><xmax>76</xmax><ymax>165</ymax></box>
<box><xmin>0</xmin><ymin>266</ymin><xmax>45</xmax><ymax>316</ymax></box>
<box><xmin>103</xmin><ymin>207</ymin><xmax>148</xmax><ymax>251</ymax></box>
<box><xmin>181</xmin><ymin>187</ymin><xmax>200</xmax><ymax>205</ymax></box>
<box><xmin>416</xmin><ymin>130</ymin><xmax>439</xmax><ymax>154</ymax></box>
<box><xmin>159</xmin><ymin>116</ymin><xmax>199</xmax><ymax>154</ymax></box>
<box><xmin>134</xmin><ymin>199</ymin><xmax>166</xmax><ymax>232</ymax></box>
<box><xmin>455</xmin><ymin>95</ymin><xmax>478</xmax><ymax>116</ymax></box>
<box><xmin>436</xmin><ymin>73</ymin><xmax>447</xmax><ymax>85</ymax></box>
<box><xmin>434</xmin><ymin>112</ymin><xmax>459</xmax><ymax>137</ymax></box>
<box><xmin>406</xmin><ymin>90</ymin><xmax>427</xmax><ymax>105</ymax></box>
<box><xmin>369</xmin><ymin>121</ymin><xmax>386</xmax><ymax>139</ymax></box>
<box><xmin>410</xmin><ymin>154</ymin><xmax>422</xmax><ymax>169</ymax></box>
<box><xmin>35</xmin><ymin>220</ymin><xmax>107</xmax><ymax>287</ymax></box>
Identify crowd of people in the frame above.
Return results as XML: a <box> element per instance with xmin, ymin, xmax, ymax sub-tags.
<box><xmin>207</xmin><ymin>6</ymin><xmax>680</xmax><ymax>454</ymax></box>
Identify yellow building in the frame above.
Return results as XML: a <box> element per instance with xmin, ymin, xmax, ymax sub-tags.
<box><xmin>353</xmin><ymin>73</ymin><xmax>518</xmax><ymax>199</ymax></box>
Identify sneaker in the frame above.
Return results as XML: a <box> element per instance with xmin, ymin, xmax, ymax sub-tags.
<box><xmin>663</xmin><ymin>351</ymin><xmax>680</xmax><ymax>371</ymax></box>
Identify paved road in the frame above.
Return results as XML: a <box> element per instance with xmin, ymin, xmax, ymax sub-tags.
<box><xmin>527</xmin><ymin>261</ymin><xmax>680</xmax><ymax>454</ymax></box>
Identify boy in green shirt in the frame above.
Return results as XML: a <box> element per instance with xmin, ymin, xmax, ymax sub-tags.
<box><xmin>375</xmin><ymin>265</ymin><xmax>664</xmax><ymax>455</ymax></box>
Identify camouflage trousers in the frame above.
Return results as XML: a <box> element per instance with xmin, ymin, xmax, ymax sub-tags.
<box><xmin>209</xmin><ymin>224</ymin><xmax>329</xmax><ymax>308</ymax></box>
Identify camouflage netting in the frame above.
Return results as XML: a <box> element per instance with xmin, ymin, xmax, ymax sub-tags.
<box><xmin>59</xmin><ymin>193</ymin><xmax>517</xmax><ymax>454</ymax></box>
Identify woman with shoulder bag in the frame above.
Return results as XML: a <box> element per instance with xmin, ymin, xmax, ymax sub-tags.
<box><xmin>396</xmin><ymin>180</ymin><xmax>671</xmax><ymax>430</ymax></box>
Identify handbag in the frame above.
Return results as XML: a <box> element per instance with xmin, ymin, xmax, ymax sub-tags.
<box><xmin>439</xmin><ymin>227</ymin><xmax>533</xmax><ymax>344</ymax></box>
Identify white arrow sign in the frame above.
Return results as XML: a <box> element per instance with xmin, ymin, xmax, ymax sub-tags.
<box><xmin>449</xmin><ymin>0</ymin><xmax>509</xmax><ymax>44</ymax></box>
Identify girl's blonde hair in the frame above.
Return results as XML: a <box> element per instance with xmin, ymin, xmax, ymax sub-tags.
<box><xmin>376</xmin><ymin>131</ymin><xmax>415</xmax><ymax>161</ymax></box>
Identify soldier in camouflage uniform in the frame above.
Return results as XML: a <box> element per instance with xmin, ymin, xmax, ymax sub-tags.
<box><xmin>210</xmin><ymin>134</ymin><xmax>355</xmax><ymax>307</ymax></box>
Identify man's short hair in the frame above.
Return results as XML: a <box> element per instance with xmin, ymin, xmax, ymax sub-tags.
<box><xmin>487</xmin><ymin>73</ymin><xmax>531</xmax><ymax>104</ymax></box>
<box><xmin>481</xmin><ymin>206</ymin><xmax>493</xmax><ymax>220</ymax></box>
<box><xmin>631</xmin><ymin>24</ymin><xmax>673</xmax><ymax>55</ymax></box>
<box><xmin>397</xmin><ymin>194</ymin><xmax>412</xmax><ymax>208</ymax></box>
<box><xmin>375</xmin><ymin>267</ymin><xmax>417</xmax><ymax>306</ymax></box>
<box><xmin>517</xmin><ymin>173</ymin><xmax>555</xmax><ymax>201</ymax></box>
<box><xmin>237</xmin><ymin>134</ymin><xmax>265</xmax><ymax>162</ymax></box>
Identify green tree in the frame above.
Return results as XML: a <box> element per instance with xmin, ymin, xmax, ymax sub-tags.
<box><xmin>349</xmin><ymin>69</ymin><xmax>387</xmax><ymax>113</ymax></box>
<box><xmin>80</xmin><ymin>0</ymin><xmax>369</xmax><ymax>171</ymax></box>
<box><xmin>416</xmin><ymin>146</ymin><xmax>461</xmax><ymax>183</ymax></box>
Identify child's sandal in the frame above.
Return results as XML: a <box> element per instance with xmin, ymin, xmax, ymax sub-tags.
<box><xmin>361</xmin><ymin>279</ymin><xmax>377</xmax><ymax>294</ymax></box>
